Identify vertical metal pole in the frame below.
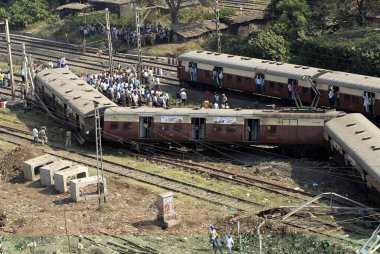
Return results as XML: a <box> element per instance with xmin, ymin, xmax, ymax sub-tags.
<box><xmin>136</xmin><ymin>8</ymin><xmax>142</xmax><ymax>82</ymax></box>
<box><xmin>63</xmin><ymin>209</ymin><xmax>71</xmax><ymax>251</ymax></box>
<box><xmin>105</xmin><ymin>9</ymin><xmax>113</xmax><ymax>75</ymax></box>
<box><xmin>238</xmin><ymin>221</ymin><xmax>242</xmax><ymax>254</ymax></box>
<box><xmin>215</xmin><ymin>0</ymin><xmax>221</xmax><ymax>53</ymax></box>
<box><xmin>94</xmin><ymin>101</ymin><xmax>102</xmax><ymax>208</ymax></box>
<box><xmin>22</xmin><ymin>43</ymin><xmax>28</xmax><ymax>100</ymax></box>
<box><xmin>98</xmin><ymin>107</ymin><xmax>106</xmax><ymax>203</ymax></box>
<box><xmin>5</xmin><ymin>19</ymin><xmax>15</xmax><ymax>100</ymax></box>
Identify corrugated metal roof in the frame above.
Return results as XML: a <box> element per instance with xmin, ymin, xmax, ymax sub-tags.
<box><xmin>177</xmin><ymin>51</ymin><xmax>380</xmax><ymax>92</ymax></box>
<box><xmin>35</xmin><ymin>68</ymin><xmax>117</xmax><ymax>118</ymax></box>
<box><xmin>56</xmin><ymin>3</ymin><xmax>92</xmax><ymax>11</ymax></box>
<box><xmin>324</xmin><ymin>113</ymin><xmax>380</xmax><ymax>181</ymax></box>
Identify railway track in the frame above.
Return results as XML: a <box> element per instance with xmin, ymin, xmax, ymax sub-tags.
<box><xmin>0</xmin><ymin>33</ymin><xmax>179</xmax><ymax>84</ymax></box>
<box><xmin>0</xmin><ymin>125</ymin><xmax>264</xmax><ymax>211</ymax></box>
<box><xmin>148</xmin><ymin>157</ymin><xmax>315</xmax><ymax>200</ymax></box>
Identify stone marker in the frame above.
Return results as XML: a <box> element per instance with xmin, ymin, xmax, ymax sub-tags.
<box><xmin>40</xmin><ymin>160</ymin><xmax>72</xmax><ymax>186</ymax></box>
<box><xmin>157</xmin><ymin>192</ymin><xmax>179</xmax><ymax>228</ymax></box>
<box><xmin>22</xmin><ymin>154</ymin><xmax>56</xmax><ymax>181</ymax></box>
<box><xmin>54</xmin><ymin>165</ymin><xmax>88</xmax><ymax>193</ymax></box>
<box><xmin>70</xmin><ymin>176</ymin><xmax>107</xmax><ymax>202</ymax></box>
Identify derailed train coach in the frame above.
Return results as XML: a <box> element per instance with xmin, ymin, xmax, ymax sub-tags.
<box><xmin>177</xmin><ymin>51</ymin><xmax>380</xmax><ymax>116</ymax></box>
<box><xmin>103</xmin><ymin>107</ymin><xmax>342</xmax><ymax>149</ymax></box>
<box><xmin>34</xmin><ymin>68</ymin><xmax>117</xmax><ymax>142</ymax></box>
<box><xmin>324</xmin><ymin>113</ymin><xmax>380</xmax><ymax>195</ymax></box>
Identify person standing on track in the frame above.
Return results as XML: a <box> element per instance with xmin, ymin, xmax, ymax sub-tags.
<box><xmin>65</xmin><ymin>130</ymin><xmax>72</xmax><ymax>149</ymax></box>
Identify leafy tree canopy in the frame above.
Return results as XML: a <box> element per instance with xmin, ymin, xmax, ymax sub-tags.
<box><xmin>0</xmin><ymin>0</ymin><xmax>51</xmax><ymax>27</ymax></box>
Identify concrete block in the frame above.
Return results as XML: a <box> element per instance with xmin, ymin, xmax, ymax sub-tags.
<box><xmin>22</xmin><ymin>154</ymin><xmax>56</xmax><ymax>181</ymax></box>
<box><xmin>70</xmin><ymin>176</ymin><xmax>107</xmax><ymax>202</ymax></box>
<box><xmin>157</xmin><ymin>192</ymin><xmax>179</xmax><ymax>228</ymax></box>
<box><xmin>40</xmin><ymin>160</ymin><xmax>72</xmax><ymax>186</ymax></box>
<box><xmin>54</xmin><ymin>165</ymin><xmax>88</xmax><ymax>193</ymax></box>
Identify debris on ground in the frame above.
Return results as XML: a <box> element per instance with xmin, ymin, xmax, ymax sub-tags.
<box><xmin>0</xmin><ymin>145</ymin><xmax>45</xmax><ymax>182</ymax></box>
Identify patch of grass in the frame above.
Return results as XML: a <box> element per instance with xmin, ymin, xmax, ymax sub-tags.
<box><xmin>143</xmin><ymin>39</ymin><xmax>205</xmax><ymax>57</ymax></box>
<box><xmin>0</xmin><ymin>140</ymin><xmax>18</xmax><ymax>151</ymax></box>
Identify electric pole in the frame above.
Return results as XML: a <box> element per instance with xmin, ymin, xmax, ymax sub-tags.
<box><xmin>3</xmin><ymin>19</ymin><xmax>15</xmax><ymax>100</ymax></box>
<box><xmin>136</xmin><ymin>8</ymin><xmax>143</xmax><ymax>82</ymax></box>
<box><xmin>135</xmin><ymin>6</ymin><xmax>156</xmax><ymax>82</ymax></box>
<box><xmin>105</xmin><ymin>8</ymin><xmax>113</xmax><ymax>75</ymax></box>
<box><xmin>94</xmin><ymin>101</ymin><xmax>106</xmax><ymax>206</ymax></box>
<box><xmin>215</xmin><ymin>0</ymin><xmax>221</xmax><ymax>53</ymax></box>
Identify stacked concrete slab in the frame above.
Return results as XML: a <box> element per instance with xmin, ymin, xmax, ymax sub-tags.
<box><xmin>54</xmin><ymin>165</ymin><xmax>89</xmax><ymax>193</ymax></box>
<box><xmin>22</xmin><ymin>154</ymin><xmax>56</xmax><ymax>181</ymax></box>
<box><xmin>40</xmin><ymin>160</ymin><xmax>72</xmax><ymax>186</ymax></box>
<box><xmin>70</xmin><ymin>176</ymin><xmax>107</xmax><ymax>202</ymax></box>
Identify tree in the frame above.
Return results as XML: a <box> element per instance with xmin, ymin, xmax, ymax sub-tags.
<box><xmin>354</xmin><ymin>0</ymin><xmax>380</xmax><ymax>26</ymax></box>
<box><xmin>165</xmin><ymin>0</ymin><xmax>182</xmax><ymax>24</ymax></box>
<box><xmin>266</xmin><ymin>0</ymin><xmax>311</xmax><ymax>41</ymax></box>
<box><xmin>246</xmin><ymin>29</ymin><xmax>289</xmax><ymax>62</ymax></box>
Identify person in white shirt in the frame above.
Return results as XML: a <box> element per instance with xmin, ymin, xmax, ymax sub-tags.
<box><xmin>32</xmin><ymin>127</ymin><xmax>39</xmax><ymax>144</ymax></box>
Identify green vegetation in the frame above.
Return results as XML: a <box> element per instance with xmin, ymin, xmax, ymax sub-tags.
<box><xmin>204</xmin><ymin>30</ymin><xmax>290</xmax><ymax>62</ymax></box>
<box><xmin>205</xmin><ymin>0</ymin><xmax>380</xmax><ymax>76</ymax></box>
<box><xmin>0</xmin><ymin>0</ymin><xmax>52</xmax><ymax>27</ymax></box>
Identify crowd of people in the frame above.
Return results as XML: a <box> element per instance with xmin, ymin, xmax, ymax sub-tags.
<box><xmin>78</xmin><ymin>65</ymin><xmax>174</xmax><ymax>108</ymax></box>
<box><xmin>80</xmin><ymin>22</ymin><xmax>173</xmax><ymax>49</ymax></box>
<box><xmin>0</xmin><ymin>66</ymin><xmax>12</xmax><ymax>88</ymax></box>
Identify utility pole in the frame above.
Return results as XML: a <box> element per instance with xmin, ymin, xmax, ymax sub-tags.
<box><xmin>4</xmin><ymin>19</ymin><xmax>15</xmax><ymax>100</ymax></box>
<box><xmin>105</xmin><ymin>8</ymin><xmax>113</xmax><ymax>75</ymax></box>
<box><xmin>94</xmin><ymin>101</ymin><xmax>106</xmax><ymax>206</ymax></box>
<box><xmin>136</xmin><ymin>8</ymin><xmax>142</xmax><ymax>82</ymax></box>
<box><xmin>215</xmin><ymin>0</ymin><xmax>221</xmax><ymax>53</ymax></box>
<box><xmin>78</xmin><ymin>9</ymin><xmax>113</xmax><ymax>74</ymax></box>
<box><xmin>135</xmin><ymin>6</ymin><xmax>156</xmax><ymax>82</ymax></box>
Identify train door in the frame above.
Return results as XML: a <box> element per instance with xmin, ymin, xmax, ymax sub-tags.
<box><xmin>245</xmin><ymin>119</ymin><xmax>259</xmax><ymax>141</ymax></box>
<box><xmin>140</xmin><ymin>117</ymin><xmax>153</xmax><ymax>139</ymax></box>
<box><xmin>52</xmin><ymin>94</ymin><xmax>57</xmax><ymax>110</ymax></box>
<box><xmin>282</xmin><ymin>119</ymin><xmax>298</xmax><ymax>141</ymax></box>
<box><xmin>75</xmin><ymin>114</ymin><xmax>81</xmax><ymax>132</ymax></box>
<box><xmin>213</xmin><ymin>66</ymin><xmax>224</xmax><ymax>88</ymax></box>
<box><xmin>191</xmin><ymin>118</ymin><xmax>205</xmax><ymax>140</ymax></box>
<box><xmin>189</xmin><ymin>62</ymin><xmax>198</xmax><ymax>82</ymax></box>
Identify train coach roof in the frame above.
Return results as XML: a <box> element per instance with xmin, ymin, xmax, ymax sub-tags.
<box><xmin>35</xmin><ymin>68</ymin><xmax>117</xmax><ymax>118</ymax></box>
<box><xmin>105</xmin><ymin>107</ymin><xmax>342</xmax><ymax>119</ymax></box>
<box><xmin>324</xmin><ymin>113</ymin><xmax>380</xmax><ymax>181</ymax></box>
<box><xmin>178</xmin><ymin>51</ymin><xmax>380</xmax><ymax>92</ymax></box>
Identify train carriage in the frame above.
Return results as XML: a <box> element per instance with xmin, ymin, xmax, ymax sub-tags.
<box><xmin>177</xmin><ymin>51</ymin><xmax>380</xmax><ymax>116</ymax></box>
<box><xmin>34</xmin><ymin>68</ymin><xmax>117</xmax><ymax>141</ymax></box>
<box><xmin>103</xmin><ymin>107</ymin><xmax>342</xmax><ymax>146</ymax></box>
<box><xmin>324</xmin><ymin>113</ymin><xmax>380</xmax><ymax>195</ymax></box>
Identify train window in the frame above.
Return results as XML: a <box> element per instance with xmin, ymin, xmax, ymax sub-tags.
<box><xmin>352</xmin><ymin>96</ymin><xmax>359</xmax><ymax>104</ymax></box>
<box><xmin>227</xmin><ymin>126</ymin><xmax>237</xmax><ymax>132</ymax></box>
<box><xmin>110</xmin><ymin>122</ymin><xmax>118</xmax><ymax>130</ymax></box>
<box><xmin>268</xmin><ymin>125</ymin><xmax>277</xmax><ymax>133</ymax></box>
<box><xmin>302</xmin><ymin>88</ymin><xmax>308</xmax><ymax>94</ymax></box>
<box><xmin>205</xmin><ymin>70</ymin><xmax>211</xmax><ymax>77</ymax></box>
<box><xmin>320</xmin><ymin>91</ymin><xmax>324</xmax><ymax>97</ymax></box>
<box><xmin>245</xmin><ymin>78</ymin><xmax>251</xmax><ymax>84</ymax></box>
<box><xmin>227</xmin><ymin>74</ymin><xmax>233</xmax><ymax>80</ymax></box>
<box><xmin>123</xmin><ymin>123</ymin><xmax>132</xmax><ymax>129</ymax></box>
<box><xmin>278</xmin><ymin>84</ymin><xmax>283</xmax><ymax>88</ymax></box>
<box><xmin>270</xmin><ymin>82</ymin><xmax>275</xmax><ymax>88</ymax></box>
<box><xmin>344</xmin><ymin>95</ymin><xmax>350</xmax><ymax>101</ymax></box>
<box><xmin>237</xmin><ymin>76</ymin><xmax>241</xmax><ymax>83</ymax></box>
<box><xmin>213</xmin><ymin>125</ymin><xmax>222</xmax><ymax>132</ymax></box>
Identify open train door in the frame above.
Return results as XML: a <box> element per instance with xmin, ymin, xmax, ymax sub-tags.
<box><xmin>282</xmin><ymin>119</ymin><xmax>298</xmax><ymax>142</ymax></box>
<box><xmin>245</xmin><ymin>119</ymin><xmax>259</xmax><ymax>141</ymax></box>
<box><xmin>191</xmin><ymin>118</ymin><xmax>205</xmax><ymax>140</ymax></box>
<box><xmin>140</xmin><ymin>117</ymin><xmax>153</xmax><ymax>139</ymax></box>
